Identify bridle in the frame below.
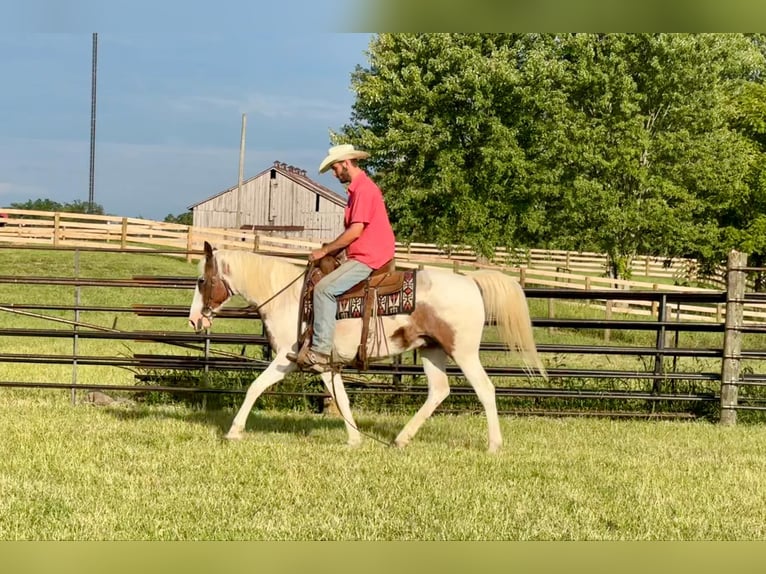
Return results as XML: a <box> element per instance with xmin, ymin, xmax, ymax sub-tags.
<box><xmin>196</xmin><ymin>252</ymin><xmax>306</xmax><ymax>328</ymax></box>
<box><xmin>199</xmin><ymin>273</ymin><xmax>234</xmax><ymax>321</ymax></box>
<box><xmin>196</xmin><ymin>248</ymin><xmax>236</xmax><ymax>327</ymax></box>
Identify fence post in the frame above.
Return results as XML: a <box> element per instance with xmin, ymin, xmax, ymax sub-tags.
<box><xmin>720</xmin><ymin>250</ymin><xmax>747</xmax><ymax>426</ymax></box>
<box><xmin>53</xmin><ymin>212</ymin><xmax>60</xmax><ymax>247</ymax></box>
<box><xmin>71</xmin><ymin>248</ymin><xmax>80</xmax><ymax>405</ymax></box>
<box><xmin>547</xmin><ymin>298</ymin><xmax>556</xmax><ymax>335</ymax></box>
<box><xmin>120</xmin><ymin>217</ymin><xmax>128</xmax><ymax>249</ymax></box>
<box><xmin>604</xmin><ymin>300</ymin><xmax>612</xmax><ymax>342</ymax></box>
<box><xmin>186</xmin><ymin>228</ymin><xmax>194</xmax><ymax>263</ymax></box>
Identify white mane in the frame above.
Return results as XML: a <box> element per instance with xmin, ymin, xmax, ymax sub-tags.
<box><xmin>204</xmin><ymin>249</ymin><xmax>305</xmax><ymax>314</ymax></box>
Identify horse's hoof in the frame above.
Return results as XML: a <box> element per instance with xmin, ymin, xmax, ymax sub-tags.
<box><xmin>487</xmin><ymin>443</ymin><xmax>501</xmax><ymax>454</ymax></box>
<box><xmin>224</xmin><ymin>427</ymin><xmax>245</xmax><ymax>441</ymax></box>
<box><xmin>393</xmin><ymin>439</ymin><xmax>409</xmax><ymax>449</ymax></box>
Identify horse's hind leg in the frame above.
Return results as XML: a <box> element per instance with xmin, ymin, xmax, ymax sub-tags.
<box><xmin>453</xmin><ymin>352</ymin><xmax>502</xmax><ymax>453</ymax></box>
<box><xmin>321</xmin><ymin>371</ymin><xmax>361</xmax><ymax>447</ymax></box>
<box><xmin>394</xmin><ymin>347</ymin><xmax>450</xmax><ymax>448</ymax></box>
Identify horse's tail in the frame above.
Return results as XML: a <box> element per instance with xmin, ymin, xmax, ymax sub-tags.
<box><xmin>469</xmin><ymin>270</ymin><xmax>547</xmax><ymax>379</ymax></box>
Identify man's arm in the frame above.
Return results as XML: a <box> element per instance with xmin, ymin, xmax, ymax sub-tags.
<box><xmin>309</xmin><ymin>222</ymin><xmax>364</xmax><ymax>262</ymax></box>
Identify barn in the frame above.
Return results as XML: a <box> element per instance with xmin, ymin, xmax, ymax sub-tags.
<box><xmin>188</xmin><ymin>160</ymin><xmax>346</xmax><ymax>242</ymax></box>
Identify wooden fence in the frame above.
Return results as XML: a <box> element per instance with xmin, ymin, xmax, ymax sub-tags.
<box><xmin>0</xmin><ymin>208</ymin><xmax>709</xmax><ymax>272</ymax></box>
<box><xmin>0</xmin><ymin>208</ymin><xmax>754</xmax><ymax>324</ymax></box>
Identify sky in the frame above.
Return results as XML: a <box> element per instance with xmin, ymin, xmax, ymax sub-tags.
<box><xmin>0</xmin><ymin>3</ymin><xmax>373</xmax><ymax>220</ymax></box>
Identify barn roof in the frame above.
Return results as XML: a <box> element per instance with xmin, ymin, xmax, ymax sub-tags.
<box><xmin>187</xmin><ymin>161</ymin><xmax>346</xmax><ymax>210</ymax></box>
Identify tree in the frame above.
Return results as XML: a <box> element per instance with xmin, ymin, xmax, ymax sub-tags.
<box><xmin>723</xmin><ymin>73</ymin><xmax>766</xmax><ymax>289</ymax></box>
<box><xmin>338</xmin><ymin>34</ymin><xmax>766</xmax><ymax>277</ymax></box>
<box><xmin>339</xmin><ymin>34</ymin><xmax>532</xmax><ymax>257</ymax></box>
<box><xmin>540</xmin><ymin>34</ymin><xmax>762</xmax><ymax>277</ymax></box>
<box><xmin>164</xmin><ymin>212</ymin><xmax>193</xmax><ymax>225</ymax></box>
<box><xmin>10</xmin><ymin>198</ymin><xmax>65</xmax><ymax>212</ymax></box>
<box><xmin>10</xmin><ymin>198</ymin><xmax>105</xmax><ymax>215</ymax></box>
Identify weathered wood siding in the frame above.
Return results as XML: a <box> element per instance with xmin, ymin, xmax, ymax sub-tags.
<box><xmin>192</xmin><ymin>168</ymin><xmax>346</xmax><ymax>242</ymax></box>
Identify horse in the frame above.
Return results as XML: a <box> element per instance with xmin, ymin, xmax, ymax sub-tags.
<box><xmin>187</xmin><ymin>241</ymin><xmax>547</xmax><ymax>452</ymax></box>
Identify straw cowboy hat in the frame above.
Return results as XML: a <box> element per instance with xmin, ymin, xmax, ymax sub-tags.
<box><xmin>318</xmin><ymin>144</ymin><xmax>370</xmax><ymax>173</ymax></box>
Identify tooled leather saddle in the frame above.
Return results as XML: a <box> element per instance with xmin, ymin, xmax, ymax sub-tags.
<box><xmin>298</xmin><ymin>253</ymin><xmax>416</xmax><ymax>370</ymax></box>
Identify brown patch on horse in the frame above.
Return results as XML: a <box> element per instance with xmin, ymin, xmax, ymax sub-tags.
<box><xmin>207</xmin><ymin>276</ymin><xmax>230</xmax><ymax>309</ymax></box>
<box><xmin>391</xmin><ymin>303</ymin><xmax>455</xmax><ymax>355</ymax></box>
<box><xmin>199</xmin><ymin>248</ymin><xmax>231</xmax><ymax>312</ymax></box>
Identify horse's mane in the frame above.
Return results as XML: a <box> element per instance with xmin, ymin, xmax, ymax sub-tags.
<box><xmin>209</xmin><ymin>249</ymin><xmax>305</xmax><ymax>313</ymax></box>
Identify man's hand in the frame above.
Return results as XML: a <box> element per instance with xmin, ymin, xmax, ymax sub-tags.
<box><xmin>309</xmin><ymin>247</ymin><xmax>327</xmax><ymax>262</ymax></box>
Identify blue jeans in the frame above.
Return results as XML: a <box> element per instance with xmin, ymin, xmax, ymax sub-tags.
<box><xmin>312</xmin><ymin>259</ymin><xmax>372</xmax><ymax>354</ymax></box>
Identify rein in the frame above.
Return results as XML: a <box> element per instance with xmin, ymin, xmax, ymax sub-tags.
<box><xmin>245</xmin><ymin>269</ymin><xmax>308</xmax><ymax>317</ymax></box>
<box><xmin>203</xmin><ymin>268</ymin><xmax>307</xmax><ymax>324</ymax></box>
<box><xmin>328</xmin><ymin>371</ymin><xmax>392</xmax><ymax>447</ymax></box>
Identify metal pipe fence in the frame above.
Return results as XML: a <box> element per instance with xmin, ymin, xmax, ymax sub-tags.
<box><xmin>0</xmin><ymin>247</ymin><xmax>764</xmax><ymax>421</ymax></box>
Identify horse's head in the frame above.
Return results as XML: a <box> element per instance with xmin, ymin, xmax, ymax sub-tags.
<box><xmin>188</xmin><ymin>241</ymin><xmax>234</xmax><ymax>332</ymax></box>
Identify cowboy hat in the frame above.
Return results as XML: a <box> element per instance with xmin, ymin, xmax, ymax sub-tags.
<box><xmin>318</xmin><ymin>144</ymin><xmax>370</xmax><ymax>173</ymax></box>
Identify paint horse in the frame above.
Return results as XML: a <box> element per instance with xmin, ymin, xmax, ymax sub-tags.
<box><xmin>187</xmin><ymin>241</ymin><xmax>546</xmax><ymax>452</ymax></box>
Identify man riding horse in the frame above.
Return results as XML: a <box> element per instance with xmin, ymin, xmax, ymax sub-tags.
<box><xmin>287</xmin><ymin>144</ymin><xmax>396</xmax><ymax>373</ymax></box>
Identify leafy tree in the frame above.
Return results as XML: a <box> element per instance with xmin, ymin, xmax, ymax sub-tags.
<box><xmin>64</xmin><ymin>199</ymin><xmax>105</xmax><ymax>214</ymax></box>
<box><xmin>164</xmin><ymin>212</ymin><xmax>193</xmax><ymax>225</ymax></box>
<box><xmin>338</xmin><ymin>33</ymin><xmax>766</xmax><ymax>278</ymax></box>
<box><xmin>9</xmin><ymin>198</ymin><xmax>105</xmax><ymax>215</ymax></box>
<box><xmin>339</xmin><ymin>34</ymin><xmax>531</xmax><ymax>257</ymax></box>
<box><xmin>723</xmin><ymin>73</ymin><xmax>766</xmax><ymax>289</ymax></box>
<box><xmin>10</xmin><ymin>198</ymin><xmax>65</xmax><ymax>212</ymax></box>
<box><xmin>546</xmin><ymin>34</ymin><xmax>762</xmax><ymax>277</ymax></box>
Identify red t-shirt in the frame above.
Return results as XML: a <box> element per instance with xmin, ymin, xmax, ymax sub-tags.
<box><xmin>344</xmin><ymin>172</ymin><xmax>396</xmax><ymax>269</ymax></box>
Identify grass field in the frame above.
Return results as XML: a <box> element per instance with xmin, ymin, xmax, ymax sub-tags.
<box><xmin>2</xmin><ymin>389</ymin><xmax>766</xmax><ymax>540</ymax></box>
<box><xmin>2</xmin><ymin>247</ymin><xmax>766</xmax><ymax>540</ymax></box>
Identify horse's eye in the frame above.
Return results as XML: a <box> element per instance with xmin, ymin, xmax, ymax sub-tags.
<box><xmin>197</xmin><ymin>278</ymin><xmax>205</xmax><ymax>287</ymax></box>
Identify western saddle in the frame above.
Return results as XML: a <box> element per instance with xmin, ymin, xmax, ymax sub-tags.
<box><xmin>297</xmin><ymin>253</ymin><xmax>412</xmax><ymax>370</ymax></box>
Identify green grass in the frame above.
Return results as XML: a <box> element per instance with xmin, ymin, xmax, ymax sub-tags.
<box><xmin>2</xmin><ymin>247</ymin><xmax>766</xmax><ymax>540</ymax></box>
<box><xmin>1</xmin><ymin>389</ymin><xmax>766</xmax><ymax>540</ymax></box>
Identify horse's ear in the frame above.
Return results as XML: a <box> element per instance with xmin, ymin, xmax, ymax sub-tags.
<box><xmin>203</xmin><ymin>241</ymin><xmax>216</xmax><ymax>274</ymax></box>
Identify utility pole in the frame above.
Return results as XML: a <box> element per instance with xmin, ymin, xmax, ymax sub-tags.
<box><xmin>236</xmin><ymin>113</ymin><xmax>247</xmax><ymax>230</ymax></box>
<box><xmin>88</xmin><ymin>32</ymin><xmax>98</xmax><ymax>213</ymax></box>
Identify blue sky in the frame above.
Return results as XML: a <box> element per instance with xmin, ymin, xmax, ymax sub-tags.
<box><xmin>0</xmin><ymin>5</ymin><xmax>372</xmax><ymax>219</ymax></box>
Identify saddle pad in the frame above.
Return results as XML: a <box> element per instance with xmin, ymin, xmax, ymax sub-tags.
<box><xmin>337</xmin><ymin>269</ymin><xmax>416</xmax><ymax>319</ymax></box>
<box><xmin>302</xmin><ymin>270</ymin><xmax>417</xmax><ymax>320</ymax></box>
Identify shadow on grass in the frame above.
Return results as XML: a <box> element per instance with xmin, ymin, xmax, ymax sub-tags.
<box><xmin>101</xmin><ymin>403</ymin><xmax>445</xmax><ymax>450</ymax></box>
<box><xmin>100</xmin><ymin>403</ymin><xmax>406</xmax><ymax>444</ymax></box>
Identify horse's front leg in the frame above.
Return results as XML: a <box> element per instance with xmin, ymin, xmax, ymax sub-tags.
<box><xmin>320</xmin><ymin>371</ymin><xmax>361</xmax><ymax>447</ymax></box>
<box><xmin>225</xmin><ymin>353</ymin><xmax>297</xmax><ymax>440</ymax></box>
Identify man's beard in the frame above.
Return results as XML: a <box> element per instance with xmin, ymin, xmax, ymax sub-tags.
<box><xmin>337</xmin><ymin>165</ymin><xmax>351</xmax><ymax>184</ymax></box>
